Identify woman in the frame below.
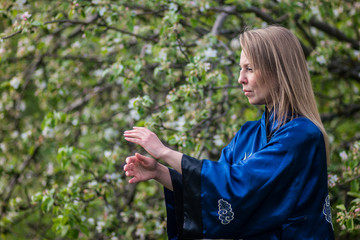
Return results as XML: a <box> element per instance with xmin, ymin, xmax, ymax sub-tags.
<box><xmin>123</xmin><ymin>26</ymin><xmax>334</xmax><ymax>239</ymax></box>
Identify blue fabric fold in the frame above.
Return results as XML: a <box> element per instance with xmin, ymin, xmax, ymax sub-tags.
<box><xmin>165</xmin><ymin>112</ymin><xmax>334</xmax><ymax>239</ymax></box>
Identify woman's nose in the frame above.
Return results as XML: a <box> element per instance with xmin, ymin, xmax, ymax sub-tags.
<box><xmin>238</xmin><ymin>72</ymin><xmax>247</xmax><ymax>84</ymax></box>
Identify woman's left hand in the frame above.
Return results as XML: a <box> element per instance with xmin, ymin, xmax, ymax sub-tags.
<box><xmin>124</xmin><ymin>127</ymin><xmax>168</xmax><ymax>159</ymax></box>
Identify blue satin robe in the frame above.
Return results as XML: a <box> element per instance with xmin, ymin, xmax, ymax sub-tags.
<box><xmin>164</xmin><ymin>112</ymin><xmax>334</xmax><ymax>239</ymax></box>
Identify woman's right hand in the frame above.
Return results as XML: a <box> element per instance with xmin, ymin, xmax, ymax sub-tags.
<box><xmin>123</xmin><ymin>153</ymin><xmax>158</xmax><ymax>184</ymax></box>
<box><xmin>123</xmin><ymin>127</ymin><xmax>169</xmax><ymax>160</ymax></box>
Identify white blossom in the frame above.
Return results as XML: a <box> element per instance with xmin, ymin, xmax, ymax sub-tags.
<box><xmin>169</xmin><ymin>3</ymin><xmax>178</xmax><ymax>11</ymax></box>
<box><xmin>104</xmin><ymin>150</ymin><xmax>112</xmax><ymax>158</ymax></box>
<box><xmin>110</xmin><ymin>103</ymin><xmax>120</xmax><ymax>111</ymax></box>
<box><xmin>120</xmin><ymin>212</ymin><xmax>129</xmax><ymax>223</ymax></box>
<box><xmin>105</xmin><ymin>173</ymin><xmax>120</xmax><ymax>182</ymax></box>
<box><xmin>72</xmin><ymin>41</ymin><xmax>81</xmax><ymax>48</ymax></box>
<box><xmin>42</xmin><ymin>126</ymin><xmax>55</xmax><ymax>138</ymax></box>
<box><xmin>128</xmin><ymin>97</ymin><xmax>139</xmax><ymax>109</ymax></box>
<box><xmin>158</xmin><ymin>49</ymin><xmax>167</xmax><ymax>62</ymax></box>
<box><xmin>21</xmin><ymin>130</ymin><xmax>32</xmax><ymax>140</ymax></box>
<box><xmin>213</xmin><ymin>135</ymin><xmax>224</xmax><ymax>147</ymax></box>
<box><xmin>328</xmin><ymin>174</ymin><xmax>339</xmax><ymax>187</ymax></box>
<box><xmin>88</xmin><ymin>218</ymin><xmax>95</xmax><ymax>225</ymax></box>
<box><xmin>353</xmin><ymin>50</ymin><xmax>360</xmax><ymax>60</ymax></box>
<box><xmin>96</xmin><ymin>220</ymin><xmax>106</xmax><ymax>232</ymax></box>
<box><xmin>145</xmin><ymin>44</ymin><xmax>152</xmax><ymax>55</ymax></box>
<box><xmin>104</xmin><ymin>128</ymin><xmax>119</xmax><ymax>141</ymax></box>
<box><xmin>116</xmin><ymin>77</ymin><xmax>124</xmax><ymax>85</ymax></box>
<box><xmin>316</xmin><ymin>55</ymin><xmax>326</xmax><ymax>65</ymax></box>
<box><xmin>339</xmin><ymin>151</ymin><xmax>348</xmax><ymax>161</ymax></box>
<box><xmin>174</xmin><ymin>116</ymin><xmax>186</xmax><ymax>131</ymax></box>
<box><xmin>10</xmin><ymin>77</ymin><xmax>21</xmax><ymax>89</ymax></box>
<box><xmin>46</xmin><ymin>162</ymin><xmax>54</xmax><ymax>175</ymax></box>
<box><xmin>230</xmin><ymin>38</ymin><xmax>240</xmax><ymax>50</ymax></box>
<box><xmin>16</xmin><ymin>0</ymin><xmax>27</xmax><ymax>7</ymax></box>
<box><xmin>21</xmin><ymin>11</ymin><xmax>31</xmax><ymax>21</ymax></box>
<box><xmin>310</xmin><ymin>6</ymin><xmax>320</xmax><ymax>16</ymax></box>
<box><xmin>204</xmin><ymin>47</ymin><xmax>217</xmax><ymax>59</ymax></box>
<box><xmin>99</xmin><ymin>7</ymin><xmax>106</xmax><ymax>16</ymax></box>
<box><xmin>93</xmin><ymin>69</ymin><xmax>104</xmax><ymax>77</ymax></box>
<box><xmin>203</xmin><ymin>62</ymin><xmax>211</xmax><ymax>72</ymax></box>
<box><xmin>133</xmin><ymin>25</ymin><xmax>140</xmax><ymax>34</ymax></box>
<box><xmin>68</xmin><ymin>176</ymin><xmax>75</xmax><ymax>188</ymax></box>
<box><xmin>130</xmin><ymin>109</ymin><xmax>140</xmax><ymax>120</ymax></box>
<box><xmin>135</xmin><ymin>227</ymin><xmax>146</xmax><ymax>240</ymax></box>
<box><xmin>27</xmin><ymin>45</ymin><xmax>35</xmax><ymax>52</ymax></box>
<box><xmin>112</xmin><ymin>63</ymin><xmax>124</xmax><ymax>73</ymax></box>
<box><xmin>0</xmin><ymin>143</ymin><xmax>7</xmax><ymax>152</ymax></box>
<box><xmin>88</xmin><ymin>180</ymin><xmax>97</xmax><ymax>187</ymax></box>
<box><xmin>72</xmin><ymin>119</ymin><xmax>79</xmax><ymax>126</ymax></box>
<box><xmin>11</xmin><ymin>130</ymin><xmax>19</xmax><ymax>138</ymax></box>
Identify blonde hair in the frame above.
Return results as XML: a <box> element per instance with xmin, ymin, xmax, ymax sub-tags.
<box><xmin>239</xmin><ymin>26</ymin><xmax>330</xmax><ymax>162</ymax></box>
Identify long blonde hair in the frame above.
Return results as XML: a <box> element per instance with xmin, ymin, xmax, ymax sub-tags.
<box><xmin>239</xmin><ymin>26</ymin><xmax>330</xmax><ymax>162</ymax></box>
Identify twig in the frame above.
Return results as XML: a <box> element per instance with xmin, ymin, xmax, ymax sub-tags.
<box><xmin>309</xmin><ymin>17</ymin><xmax>359</xmax><ymax>50</ymax></box>
<box><xmin>175</xmin><ymin>29</ymin><xmax>190</xmax><ymax>63</ymax></box>
<box><xmin>211</xmin><ymin>6</ymin><xmax>236</xmax><ymax>36</ymax></box>
<box><xmin>1</xmin><ymin>30</ymin><xmax>22</xmax><ymax>40</ymax></box>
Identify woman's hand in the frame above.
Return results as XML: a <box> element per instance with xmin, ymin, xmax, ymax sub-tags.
<box><xmin>123</xmin><ymin>153</ymin><xmax>158</xmax><ymax>184</ymax></box>
<box><xmin>124</xmin><ymin>127</ymin><xmax>169</xmax><ymax>159</ymax></box>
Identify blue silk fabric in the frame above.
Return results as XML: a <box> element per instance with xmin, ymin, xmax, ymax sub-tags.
<box><xmin>164</xmin><ymin>112</ymin><xmax>335</xmax><ymax>239</ymax></box>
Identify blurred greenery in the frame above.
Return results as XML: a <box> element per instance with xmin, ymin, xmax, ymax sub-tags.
<box><xmin>0</xmin><ymin>0</ymin><xmax>359</xmax><ymax>239</ymax></box>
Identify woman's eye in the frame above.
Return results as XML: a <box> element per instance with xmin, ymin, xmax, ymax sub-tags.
<box><xmin>246</xmin><ymin>67</ymin><xmax>253</xmax><ymax>72</ymax></box>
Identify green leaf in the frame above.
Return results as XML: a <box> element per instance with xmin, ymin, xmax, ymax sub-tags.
<box><xmin>350</xmin><ymin>180</ymin><xmax>359</xmax><ymax>192</ymax></box>
<box><xmin>61</xmin><ymin>225</ymin><xmax>70</xmax><ymax>237</ymax></box>
<box><xmin>336</xmin><ymin>204</ymin><xmax>346</xmax><ymax>211</ymax></box>
<box><xmin>79</xmin><ymin>223</ymin><xmax>89</xmax><ymax>236</ymax></box>
<box><xmin>346</xmin><ymin>219</ymin><xmax>354</xmax><ymax>230</ymax></box>
<box><xmin>347</xmin><ymin>191</ymin><xmax>360</xmax><ymax>198</ymax></box>
<box><xmin>134</xmin><ymin>63</ymin><xmax>142</xmax><ymax>73</ymax></box>
<box><xmin>41</xmin><ymin>196</ymin><xmax>54</xmax><ymax>212</ymax></box>
<box><xmin>31</xmin><ymin>20</ymin><xmax>42</xmax><ymax>26</ymax></box>
<box><xmin>68</xmin><ymin>229</ymin><xmax>79</xmax><ymax>238</ymax></box>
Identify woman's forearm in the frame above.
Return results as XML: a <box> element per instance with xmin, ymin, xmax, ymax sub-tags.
<box><xmin>154</xmin><ymin>163</ymin><xmax>174</xmax><ymax>191</ymax></box>
<box><xmin>160</xmin><ymin>148</ymin><xmax>183</xmax><ymax>174</ymax></box>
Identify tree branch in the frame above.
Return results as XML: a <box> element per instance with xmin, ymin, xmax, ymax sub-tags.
<box><xmin>98</xmin><ymin>23</ymin><xmax>158</xmax><ymax>42</ymax></box>
<box><xmin>1</xmin><ymin>30</ymin><xmax>22</xmax><ymax>40</ymax></box>
<box><xmin>1</xmin><ymin>143</ymin><xmax>41</xmax><ymax>216</ymax></box>
<box><xmin>211</xmin><ymin>6</ymin><xmax>236</xmax><ymax>36</ymax></box>
<box><xmin>309</xmin><ymin>17</ymin><xmax>359</xmax><ymax>50</ymax></box>
<box><xmin>321</xmin><ymin>103</ymin><xmax>360</xmax><ymax>122</ymax></box>
<box><xmin>63</xmin><ymin>84</ymin><xmax>114</xmax><ymax>113</ymax></box>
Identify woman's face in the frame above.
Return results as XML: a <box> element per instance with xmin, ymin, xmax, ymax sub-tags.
<box><xmin>238</xmin><ymin>51</ymin><xmax>272</xmax><ymax>106</ymax></box>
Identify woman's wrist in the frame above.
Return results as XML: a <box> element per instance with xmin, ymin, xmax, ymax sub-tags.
<box><xmin>154</xmin><ymin>163</ymin><xmax>173</xmax><ymax>190</ymax></box>
<box><xmin>159</xmin><ymin>147</ymin><xmax>172</xmax><ymax>161</ymax></box>
<box><xmin>159</xmin><ymin>148</ymin><xmax>183</xmax><ymax>174</ymax></box>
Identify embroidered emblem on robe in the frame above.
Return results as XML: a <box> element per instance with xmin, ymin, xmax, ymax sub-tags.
<box><xmin>323</xmin><ymin>195</ymin><xmax>333</xmax><ymax>229</ymax></box>
<box><xmin>243</xmin><ymin>152</ymin><xmax>252</xmax><ymax>161</ymax></box>
<box><xmin>218</xmin><ymin>199</ymin><xmax>234</xmax><ymax>225</ymax></box>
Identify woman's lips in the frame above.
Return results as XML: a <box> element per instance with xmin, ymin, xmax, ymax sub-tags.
<box><xmin>243</xmin><ymin>90</ymin><xmax>252</xmax><ymax>96</ymax></box>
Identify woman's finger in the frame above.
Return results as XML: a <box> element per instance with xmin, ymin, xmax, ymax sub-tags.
<box><xmin>135</xmin><ymin>153</ymin><xmax>153</xmax><ymax>162</ymax></box>
<box><xmin>129</xmin><ymin>177</ymin><xmax>139</xmax><ymax>184</ymax></box>
<box><xmin>124</xmin><ymin>137</ymin><xmax>140</xmax><ymax>144</ymax></box>
<box><xmin>123</xmin><ymin>163</ymin><xmax>133</xmax><ymax>172</ymax></box>
<box><xmin>125</xmin><ymin>156</ymin><xmax>136</xmax><ymax>164</ymax></box>
<box><xmin>123</xmin><ymin>132</ymin><xmax>141</xmax><ymax>138</ymax></box>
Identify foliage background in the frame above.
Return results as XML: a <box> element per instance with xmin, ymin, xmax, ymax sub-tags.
<box><xmin>0</xmin><ymin>0</ymin><xmax>359</xmax><ymax>239</ymax></box>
